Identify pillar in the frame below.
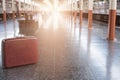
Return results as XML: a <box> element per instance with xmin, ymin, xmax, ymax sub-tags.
<box><xmin>2</xmin><ymin>0</ymin><xmax>7</xmax><ymax>37</ymax></box>
<box><xmin>79</xmin><ymin>0</ymin><xmax>83</xmax><ymax>26</ymax></box>
<box><xmin>18</xmin><ymin>1</ymin><xmax>21</xmax><ymax>17</ymax></box>
<box><xmin>107</xmin><ymin>0</ymin><xmax>117</xmax><ymax>40</ymax></box>
<box><xmin>68</xmin><ymin>0</ymin><xmax>71</xmax><ymax>14</ymax></box>
<box><xmin>74</xmin><ymin>0</ymin><xmax>77</xmax><ymax>23</ymax></box>
<box><xmin>72</xmin><ymin>1</ymin><xmax>74</xmax><ymax>16</ymax></box>
<box><xmin>70</xmin><ymin>0</ymin><xmax>72</xmax><ymax>15</ymax></box>
<box><xmin>12</xmin><ymin>0</ymin><xmax>15</xmax><ymax>20</ymax></box>
<box><xmin>12</xmin><ymin>0</ymin><xmax>16</xmax><ymax>36</ymax></box>
<box><xmin>24</xmin><ymin>0</ymin><xmax>26</xmax><ymax>18</ymax></box>
<box><xmin>88</xmin><ymin>0</ymin><xmax>93</xmax><ymax>29</ymax></box>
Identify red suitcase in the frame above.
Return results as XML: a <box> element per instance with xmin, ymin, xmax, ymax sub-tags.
<box><xmin>2</xmin><ymin>37</ymin><xmax>39</xmax><ymax>68</ymax></box>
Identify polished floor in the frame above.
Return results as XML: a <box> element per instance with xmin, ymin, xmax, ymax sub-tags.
<box><xmin>0</xmin><ymin>15</ymin><xmax>120</xmax><ymax>80</ymax></box>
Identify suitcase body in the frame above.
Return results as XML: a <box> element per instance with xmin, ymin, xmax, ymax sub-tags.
<box><xmin>2</xmin><ymin>37</ymin><xmax>39</xmax><ymax>68</ymax></box>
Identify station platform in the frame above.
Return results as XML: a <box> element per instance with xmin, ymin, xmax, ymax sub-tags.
<box><xmin>0</xmin><ymin>15</ymin><xmax>120</xmax><ymax>80</ymax></box>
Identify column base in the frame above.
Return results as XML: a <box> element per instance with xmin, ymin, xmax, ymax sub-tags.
<box><xmin>107</xmin><ymin>10</ymin><xmax>116</xmax><ymax>40</ymax></box>
<box><xmin>88</xmin><ymin>10</ymin><xmax>93</xmax><ymax>29</ymax></box>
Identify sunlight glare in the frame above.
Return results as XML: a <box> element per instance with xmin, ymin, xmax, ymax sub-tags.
<box><xmin>41</xmin><ymin>0</ymin><xmax>69</xmax><ymax>29</ymax></box>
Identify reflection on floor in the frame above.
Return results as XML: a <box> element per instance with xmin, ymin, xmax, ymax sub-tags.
<box><xmin>0</xmin><ymin>15</ymin><xmax>120</xmax><ymax>80</ymax></box>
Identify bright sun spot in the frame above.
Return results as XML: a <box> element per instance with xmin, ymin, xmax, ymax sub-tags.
<box><xmin>40</xmin><ymin>0</ymin><xmax>69</xmax><ymax>29</ymax></box>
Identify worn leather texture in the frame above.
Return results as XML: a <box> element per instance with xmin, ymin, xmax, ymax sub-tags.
<box><xmin>2</xmin><ymin>37</ymin><xmax>39</xmax><ymax>68</ymax></box>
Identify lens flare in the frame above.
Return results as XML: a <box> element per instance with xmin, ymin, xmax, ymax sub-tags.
<box><xmin>40</xmin><ymin>0</ymin><xmax>70</xmax><ymax>30</ymax></box>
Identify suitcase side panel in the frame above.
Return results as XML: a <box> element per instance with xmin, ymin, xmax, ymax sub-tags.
<box><xmin>3</xmin><ymin>38</ymin><xmax>39</xmax><ymax>68</ymax></box>
<box><xmin>2</xmin><ymin>40</ymin><xmax>5</xmax><ymax>68</ymax></box>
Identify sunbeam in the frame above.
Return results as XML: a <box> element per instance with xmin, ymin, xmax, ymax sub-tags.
<box><xmin>40</xmin><ymin>0</ymin><xmax>70</xmax><ymax>30</ymax></box>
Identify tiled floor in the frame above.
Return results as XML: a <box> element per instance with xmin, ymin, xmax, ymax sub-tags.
<box><xmin>0</xmin><ymin>15</ymin><xmax>120</xmax><ymax>80</ymax></box>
